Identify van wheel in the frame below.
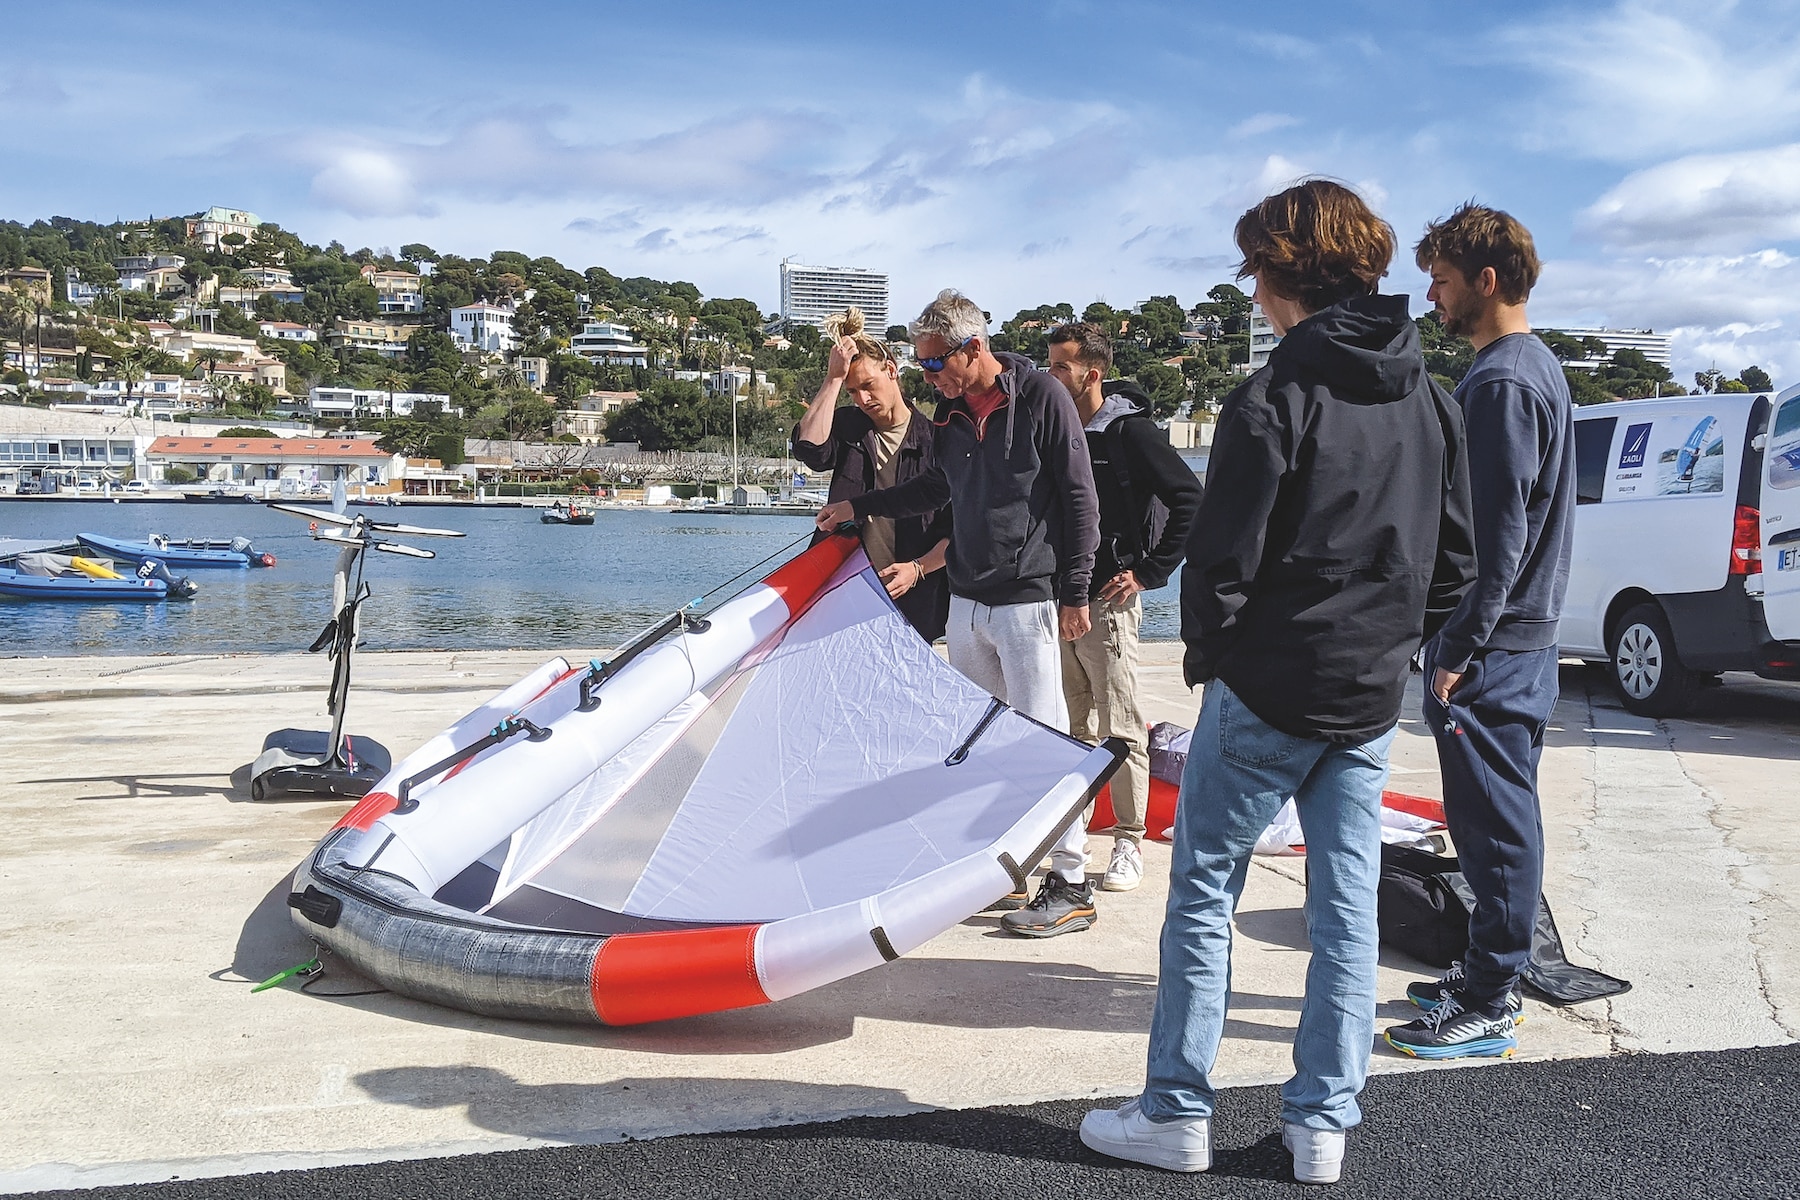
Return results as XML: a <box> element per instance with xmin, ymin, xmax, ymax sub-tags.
<box><xmin>1608</xmin><ymin>603</ymin><xmax>1696</xmax><ymax>717</ymax></box>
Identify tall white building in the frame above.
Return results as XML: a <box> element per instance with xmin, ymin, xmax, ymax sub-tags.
<box><xmin>1247</xmin><ymin>306</ymin><xmax>1279</xmax><ymax>372</ymax></box>
<box><xmin>1546</xmin><ymin>327</ymin><xmax>1672</xmax><ymax>371</ymax></box>
<box><xmin>779</xmin><ymin>259</ymin><xmax>889</xmax><ymax>332</ymax></box>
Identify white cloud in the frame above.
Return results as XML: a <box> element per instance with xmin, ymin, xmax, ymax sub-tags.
<box><xmin>1228</xmin><ymin>112</ymin><xmax>1300</xmax><ymax>140</ymax></box>
<box><xmin>1580</xmin><ymin>143</ymin><xmax>1800</xmax><ymax>250</ymax></box>
<box><xmin>1537</xmin><ymin>249</ymin><xmax>1800</xmax><ymax>383</ymax></box>
<box><xmin>1501</xmin><ymin>2</ymin><xmax>1800</xmax><ymax>161</ymax></box>
<box><xmin>309</xmin><ymin>149</ymin><xmax>418</xmax><ymax>217</ymax></box>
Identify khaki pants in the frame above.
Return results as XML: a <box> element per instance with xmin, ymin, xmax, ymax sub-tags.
<box><xmin>1061</xmin><ymin>594</ymin><xmax>1148</xmax><ymax>844</ymax></box>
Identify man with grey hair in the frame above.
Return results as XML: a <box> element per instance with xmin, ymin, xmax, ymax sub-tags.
<box><xmin>817</xmin><ymin>288</ymin><xmax>1104</xmax><ymax>936</ymax></box>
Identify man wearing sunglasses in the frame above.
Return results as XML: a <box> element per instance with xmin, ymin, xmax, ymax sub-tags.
<box><xmin>817</xmin><ymin>288</ymin><xmax>1103</xmax><ymax>935</ymax></box>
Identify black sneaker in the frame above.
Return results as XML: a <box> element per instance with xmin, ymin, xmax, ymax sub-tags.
<box><xmin>1384</xmin><ymin>991</ymin><xmax>1518</xmax><ymax>1060</ymax></box>
<box><xmin>1406</xmin><ymin>962</ymin><xmax>1525</xmax><ymax>1027</ymax></box>
<box><xmin>1000</xmin><ymin>874</ymin><xmax>1096</xmax><ymax>937</ymax></box>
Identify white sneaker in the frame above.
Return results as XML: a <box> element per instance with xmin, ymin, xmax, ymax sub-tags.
<box><xmin>1100</xmin><ymin>839</ymin><xmax>1143</xmax><ymax>892</ymax></box>
<box><xmin>1079</xmin><ymin>1098</ymin><xmax>1210</xmax><ymax>1172</ymax></box>
<box><xmin>1282</xmin><ymin>1122</ymin><xmax>1345</xmax><ymax>1185</ymax></box>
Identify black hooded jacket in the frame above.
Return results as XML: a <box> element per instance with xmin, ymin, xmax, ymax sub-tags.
<box><xmin>1180</xmin><ymin>294</ymin><xmax>1478</xmax><ymax>743</ymax></box>
<box><xmin>1084</xmin><ymin>380</ymin><xmax>1204</xmax><ymax>597</ymax></box>
<box><xmin>852</xmin><ymin>352</ymin><xmax>1099</xmax><ymax>608</ymax></box>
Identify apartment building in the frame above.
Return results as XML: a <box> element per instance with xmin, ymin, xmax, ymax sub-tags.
<box><xmin>360</xmin><ymin>265</ymin><xmax>425</xmax><ymax>315</ymax></box>
<box><xmin>328</xmin><ymin>317</ymin><xmax>416</xmax><ymax>359</ymax></box>
<box><xmin>569</xmin><ymin>320</ymin><xmax>648</xmax><ymax>367</ymax></box>
<box><xmin>778</xmin><ymin>259</ymin><xmax>889</xmax><ymax>332</ymax></box>
<box><xmin>450</xmin><ymin>303</ymin><xmax>517</xmax><ymax>354</ymax></box>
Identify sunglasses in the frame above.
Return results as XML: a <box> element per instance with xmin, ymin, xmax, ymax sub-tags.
<box><xmin>918</xmin><ymin>337</ymin><xmax>974</xmax><ymax>373</ymax></box>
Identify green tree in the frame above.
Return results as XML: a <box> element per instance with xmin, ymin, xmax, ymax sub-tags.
<box><xmin>1740</xmin><ymin>365</ymin><xmax>1774</xmax><ymax>393</ymax></box>
<box><xmin>1133</xmin><ymin>361</ymin><xmax>1188</xmax><ymax>419</ymax></box>
<box><xmin>603</xmin><ymin>379</ymin><xmax>706</xmax><ymax>450</ymax></box>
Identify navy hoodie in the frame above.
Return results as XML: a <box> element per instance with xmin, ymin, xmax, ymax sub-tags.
<box><xmin>851</xmin><ymin>352</ymin><xmax>1100</xmax><ymax>608</ymax></box>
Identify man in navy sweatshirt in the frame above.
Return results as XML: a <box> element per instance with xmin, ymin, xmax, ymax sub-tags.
<box><xmin>1386</xmin><ymin>204</ymin><xmax>1576</xmax><ymax>1060</ymax></box>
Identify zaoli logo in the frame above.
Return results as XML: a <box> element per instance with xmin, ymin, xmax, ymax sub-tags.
<box><xmin>1619</xmin><ymin>423</ymin><xmax>1653</xmax><ymax>470</ymax></box>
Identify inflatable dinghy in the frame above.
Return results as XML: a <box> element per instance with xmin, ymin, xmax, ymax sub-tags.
<box><xmin>287</xmin><ymin>529</ymin><xmax>1125</xmax><ymax>1025</ymax></box>
<box><xmin>78</xmin><ymin>531</ymin><xmax>276</xmax><ymax>568</ymax></box>
<box><xmin>0</xmin><ymin>552</ymin><xmax>198</xmax><ymax>600</ymax></box>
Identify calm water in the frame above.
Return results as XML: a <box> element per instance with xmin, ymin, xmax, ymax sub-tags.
<box><xmin>0</xmin><ymin>500</ymin><xmax>1181</xmax><ymax>656</ymax></box>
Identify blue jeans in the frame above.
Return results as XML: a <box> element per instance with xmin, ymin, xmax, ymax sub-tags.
<box><xmin>1142</xmin><ymin>681</ymin><xmax>1394</xmax><ymax>1131</ymax></box>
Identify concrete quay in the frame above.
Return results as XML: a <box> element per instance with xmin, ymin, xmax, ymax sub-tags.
<box><xmin>0</xmin><ymin>646</ymin><xmax>1795</xmax><ymax>1192</ymax></box>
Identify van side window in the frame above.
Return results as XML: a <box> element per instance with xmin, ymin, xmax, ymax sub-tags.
<box><xmin>1770</xmin><ymin>398</ymin><xmax>1800</xmax><ymax>491</ymax></box>
<box><xmin>1574</xmin><ymin>417</ymin><xmax>1617</xmax><ymax>505</ymax></box>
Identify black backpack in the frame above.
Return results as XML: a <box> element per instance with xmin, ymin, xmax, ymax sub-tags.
<box><xmin>1102</xmin><ymin>412</ymin><xmax>1170</xmax><ymax>569</ymax></box>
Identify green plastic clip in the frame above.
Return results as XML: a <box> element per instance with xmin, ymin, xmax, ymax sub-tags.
<box><xmin>253</xmin><ymin>957</ymin><xmax>322</xmax><ymax>993</ymax></box>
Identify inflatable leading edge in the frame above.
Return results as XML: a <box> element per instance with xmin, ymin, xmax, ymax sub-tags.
<box><xmin>287</xmin><ymin>530</ymin><xmax>1126</xmax><ymax>1025</ymax></box>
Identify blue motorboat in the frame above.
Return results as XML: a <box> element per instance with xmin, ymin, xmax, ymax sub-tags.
<box><xmin>0</xmin><ymin>552</ymin><xmax>198</xmax><ymax>601</ymax></box>
<box><xmin>77</xmin><ymin>531</ymin><xmax>277</xmax><ymax>569</ymax></box>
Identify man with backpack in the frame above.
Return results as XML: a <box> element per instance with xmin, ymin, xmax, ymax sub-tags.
<box><xmin>1028</xmin><ymin>321</ymin><xmax>1203</xmax><ymax>905</ymax></box>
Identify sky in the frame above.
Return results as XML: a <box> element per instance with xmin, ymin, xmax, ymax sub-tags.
<box><xmin>4</xmin><ymin>0</ymin><xmax>1800</xmax><ymax>383</ymax></box>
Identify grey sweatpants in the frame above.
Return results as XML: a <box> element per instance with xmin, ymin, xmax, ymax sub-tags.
<box><xmin>947</xmin><ymin>594</ymin><xmax>1090</xmax><ymax>883</ymax></box>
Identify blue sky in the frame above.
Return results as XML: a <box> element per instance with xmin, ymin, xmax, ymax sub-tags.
<box><xmin>4</xmin><ymin>0</ymin><xmax>1799</xmax><ymax>381</ymax></box>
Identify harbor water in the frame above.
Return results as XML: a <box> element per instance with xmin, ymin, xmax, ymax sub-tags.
<box><xmin>0</xmin><ymin>501</ymin><xmax>1182</xmax><ymax>656</ymax></box>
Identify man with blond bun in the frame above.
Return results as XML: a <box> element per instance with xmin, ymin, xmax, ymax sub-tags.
<box><xmin>816</xmin><ymin>288</ymin><xmax>1103</xmax><ymax>936</ymax></box>
<box><xmin>793</xmin><ymin>306</ymin><xmax>951</xmax><ymax>641</ymax></box>
<box><xmin>1385</xmin><ymin>203</ymin><xmax>1575</xmax><ymax>1061</ymax></box>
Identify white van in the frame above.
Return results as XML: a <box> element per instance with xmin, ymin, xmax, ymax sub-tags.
<box><xmin>1562</xmin><ymin>386</ymin><xmax>1800</xmax><ymax>714</ymax></box>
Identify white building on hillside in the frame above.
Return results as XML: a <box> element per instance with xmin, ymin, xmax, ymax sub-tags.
<box><xmin>259</xmin><ymin>321</ymin><xmax>317</xmax><ymax>342</ymax></box>
<box><xmin>1248</xmin><ymin>306</ymin><xmax>1279</xmax><ymax>372</ymax></box>
<box><xmin>451</xmin><ymin>303</ymin><xmax>517</xmax><ymax>354</ymax></box>
<box><xmin>779</xmin><ymin>260</ymin><xmax>888</xmax><ymax>332</ymax></box>
<box><xmin>569</xmin><ymin>321</ymin><xmax>648</xmax><ymax>367</ymax></box>
<box><xmin>186</xmin><ymin>207</ymin><xmax>261</xmax><ymax>252</ymax></box>
<box><xmin>306</xmin><ymin>386</ymin><xmax>457</xmax><ymax>419</ymax></box>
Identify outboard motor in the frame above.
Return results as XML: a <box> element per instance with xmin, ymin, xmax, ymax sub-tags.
<box><xmin>231</xmin><ymin>534</ymin><xmax>278</xmax><ymax>568</ymax></box>
<box><xmin>137</xmin><ymin>557</ymin><xmax>199</xmax><ymax>599</ymax></box>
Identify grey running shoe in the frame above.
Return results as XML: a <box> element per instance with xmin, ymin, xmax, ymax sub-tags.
<box><xmin>1000</xmin><ymin>873</ymin><xmax>1096</xmax><ymax>937</ymax></box>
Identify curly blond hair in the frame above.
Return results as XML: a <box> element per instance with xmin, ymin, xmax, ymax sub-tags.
<box><xmin>823</xmin><ymin>306</ymin><xmax>892</xmax><ymax>365</ymax></box>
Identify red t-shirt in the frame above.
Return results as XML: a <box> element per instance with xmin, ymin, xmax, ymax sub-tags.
<box><xmin>964</xmin><ymin>382</ymin><xmax>1007</xmax><ymax>435</ymax></box>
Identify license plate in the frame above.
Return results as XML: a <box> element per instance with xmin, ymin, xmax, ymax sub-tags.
<box><xmin>1781</xmin><ymin>547</ymin><xmax>1800</xmax><ymax>572</ymax></box>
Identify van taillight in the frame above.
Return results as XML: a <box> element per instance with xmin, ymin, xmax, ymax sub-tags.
<box><xmin>1731</xmin><ymin>505</ymin><xmax>1762</xmax><ymax>575</ymax></box>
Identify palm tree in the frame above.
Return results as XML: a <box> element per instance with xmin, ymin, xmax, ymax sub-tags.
<box><xmin>115</xmin><ymin>345</ymin><xmax>148</xmax><ymax>412</ymax></box>
<box><xmin>0</xmin><ymin>287</ymin><xmax>29</xmax><ymax>370</ymax></box>
<box><xmin>494</xmin><ymin>362</ymin><xmax>524</xmax><ymax>390</ymax></box>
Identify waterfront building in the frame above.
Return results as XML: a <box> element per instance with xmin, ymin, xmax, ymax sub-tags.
<box><xmin>360</xmin><ymin>265</ymin><xmax>425</xmax><ymax>315</ymax></box>
<box><xmin>327</xmin><ymin>317</ymin><xmax>416</xmax><ymax>359</ymax></box>
<box><xmin>259</xmin><ymin>321</ymin><xmax>317</xmax><ymax>343</ymax></box>
<box><xmin>146</xmin><ymin>434</ymin><xmax>400</xmax><ymax>489</ymax></box>
<box><xmin>1546</xmin><ymin>327</ymin><xmax>1673</xmax><ymax>371</ymax></box>
<box><xmin>450</xmin><ymin>303</ymin><xmax>518</xmax><ymax>354</ymax></box>
<box><xmin>1</xmin><ymin>266</ymin><xmax>53</xmax><ymax>305</ymax></box>
<box><xmin>778</xmin><ymin>260</ymin><xmax>888</xmax><ymax>332</ymax></box>
<box><xmin>305</xmin><ymin>386</ymin><xmax>456</xmax><ymax>419</ymax></box>
<box><xmin>570</xmin><ymin>321</ymin><xmax>648</xmax><ymax>367</ymax></box>
<box><xmin>0</xmin><ymin>432</ymin><xmax>143</xmax><ymax>492</ymax></box>
<box><xmin>185</xmin><ymin>206</ymin><xmax>261</xmax><ymax>253</ymax></box>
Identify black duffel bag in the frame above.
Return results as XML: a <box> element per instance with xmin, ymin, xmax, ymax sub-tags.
<box><xmin>1376</xmin><ymin>842</ymin><xmax>1631</xmax><ymax>1007</ymax></box>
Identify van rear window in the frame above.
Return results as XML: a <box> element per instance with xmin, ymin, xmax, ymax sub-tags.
<box><xmin>1574</xmin><ymin>417</ymin><xmax>1617</xmax><ymax>505</ymax></box>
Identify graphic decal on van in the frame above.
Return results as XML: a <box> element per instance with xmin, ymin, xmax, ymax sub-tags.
<box><xmin>1608</xmin><ymin>413</ymin><xmax>1727</xmax><ymax>498</ymax></box>
<box><xmin>1770</xmin><ymin>397</ymin><xmax>1800</xmax><ymax>491</ymax></box>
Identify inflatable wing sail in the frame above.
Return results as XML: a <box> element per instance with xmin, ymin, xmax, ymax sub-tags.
<box><xmin>288</xmin><ymin>530</ymin><xmax>1124</xmax><ymax>1025</ymax></box>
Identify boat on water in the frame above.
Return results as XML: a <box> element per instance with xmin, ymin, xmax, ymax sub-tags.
<box><xmin>541</xmin><ymin>500</ymin><xmax>595</xmax><ymax>526</ymax></box>
<box><xmin>0</xmin><ymin>551</ymin><xmax>198</xmax><ymax>601</ymax></box>
<box><xmin>76</xmin><ymin>531</ymin><xmax>277</xmax><ymax>569</ymax></box>
<box><xmin>181</xmin><ymin>488</ymin><xmax>259</xmax><ymax>504</ymax></box>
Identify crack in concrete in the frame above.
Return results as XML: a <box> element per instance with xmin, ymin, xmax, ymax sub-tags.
<box><xmin>1664</xmin><ymin>717</ymin><xmax>1800</xmax><ymax>1043</ymax></box>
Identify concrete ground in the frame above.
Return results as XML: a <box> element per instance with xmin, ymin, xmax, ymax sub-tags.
<box><xmin>0</xmin><ymin>646</ymin><xmax>1795</xmax><ymax>1192</ymax></box>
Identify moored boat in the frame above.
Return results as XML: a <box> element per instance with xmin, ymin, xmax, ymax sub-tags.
<box><xmin>541</xmin><ymin>501</ymin><xmax>595</xmax><ymax>525</ymax></box>
<box><xmin>0</xmin><ymin>552</ymin><xmax>199</xmax><ymax>600</ymax></box>
<box><xmin>77</xmin><ymin>531</ymin><xmax>277</xmax><ymax>569</ymax></box>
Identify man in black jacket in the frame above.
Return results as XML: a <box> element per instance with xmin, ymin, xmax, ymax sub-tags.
<box><xmin>1079</xmin><ymin>181</ymin><xmax>1477</xmax><ymax>1186</ymax></box>
<box><xmin>816</xmin><ymin>288</ymin><xmax>1103</xmax><ymax>934</ymax></box>
<box><xmin>1042</xmin><ymin>321</ymin><xmax>1202</xmax><ymax>898</ymax></box>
